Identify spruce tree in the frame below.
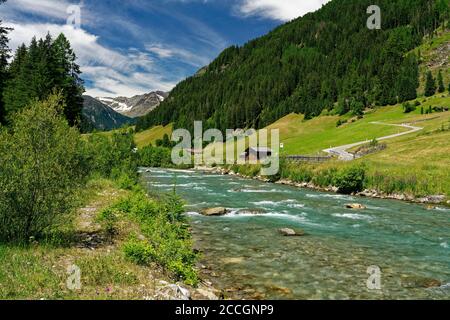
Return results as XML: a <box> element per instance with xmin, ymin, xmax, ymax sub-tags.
<box><xmin>3</xmin><ymin>33</ymin><xmax>84</xmax><ymax>126</ymax></box>
<box><xmin>3</xmin><ymin>44</ymin><xmax>28</xmax><ymax>118</ymax></box>
<box><xmin>396</xmin><ymin>54</ymin><xmax>419</xmax><ymax>103</ymax></box>
<box><xmin>52</xmin><ymin>33</ymin><xmax>84</xmax><ymax>126</ymax></box>
<box><xmin>0</xmin><ymin>0</ymin><xmax>11</xmax><ymax>124</ymax></box>
<box><xmin>424</xmin><ymin>71</ymin><xmax>437</xmax><ymax>97</ymax></box>
<box><xmin>437</xmin><ymin>70</ymin><xmax>445</xmax><ymax>93</ymax></box>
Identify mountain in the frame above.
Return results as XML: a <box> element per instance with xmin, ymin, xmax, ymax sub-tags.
<box><xmin>82</xmin><ymin>95</ymin><xmax>135</xmax><ymax>132</ymax></box>
<box><xmin>98</xmin><ymin>91</ymin><xmax>168</xmax><ymax>118</ymax></box>
<box><xmin>136</xmin><ymin>0</ymin><xmax>448</xmax><ymax>133</ymax></box>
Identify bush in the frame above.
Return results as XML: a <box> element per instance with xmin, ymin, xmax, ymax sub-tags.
<box><xmin>97</xmin><ymin>208</ymin><xmax>118</xmax><ymax>236</ymax></box>
<box><xmin>115</xmin><ymin>189</ymin><xmax>198</xmax><ymax>285</ymax></box>
<box><xmin>0</xmin><ymin>94</ymin><xmax>86</xmax><ymax>242</ymax></box>
<box><xmin>402</xmin><ymin>102</ymin><xmax>416</xmax><ymax>113</ymax></box>
<box><xmin>138</xmin><ymin>145</ymin><xmax>172</xmax><ymax>168</ymax></box>
<box><xmin>123</xmin><ymin>239</ymin><xmax>156</xmax><ymax>265</ymax></box>
<box><xmin>333</xmin><ymin>165</ymin><xmax>366</xmax><ymax>194</ymax></box>
<box><xmin>83</xmin><ymin>128</ymin><xmax>138</xmax><ymax>185</ymax></box>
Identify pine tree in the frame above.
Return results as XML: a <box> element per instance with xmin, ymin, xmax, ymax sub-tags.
<box><xmin>424</xmin><ymin>71</ymin><xmax>437</xmax><ymax>97</ymax></box>
<box><xmin>52</xmin><ymin>33</ymin><xmax>84</xmax><ymax>126</ymax></box>
<box><xmin>397</xmin><ymin>54</ymin><xmax>419</xmax><ymax>102</ymax></box>
<box><xmin>3</xmin><ymin>44</ymin><xmax>28</xmax><ymax>117</ymax></box>
<box><xmin>0</xmin><ymin>0</ymin><xmax>11</xmax><ymax>124</ymax></box>
<box><xmin>437</xmin><ymin>70</ymin><xmax>445</xmax><ymax>93</ymax></box>
<box><xmin>3</xmin><ymin>32</ymin><xmax>84</xmax><ymax>126</ymax></box>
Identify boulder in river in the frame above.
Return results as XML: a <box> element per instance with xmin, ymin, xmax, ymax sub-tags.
<box><xmin>345</xmin><ymin>203</ymin><xmax>366</xmax><ymax>209</ymax></box>
<box><xmin>278</xmin><ymin>228</ymin><xmax>305</xmax><ymax>237</ymax></box>
<box><xmin>401</xmin><ymin>276</ymin><xmax>442</xmax><ymax>289</ymax></box>
<box><xmin>200</xmin><ymin>207</ymin><xmax>229</xmax><ymax>216</ymax></box>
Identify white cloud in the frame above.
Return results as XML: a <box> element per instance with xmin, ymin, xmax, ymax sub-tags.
<box><xmin>1</xmin><ymin>0</ymin><xmax>78</xmax><ymax>21</ymax></box>
<box><xmin>145</xmin><ymin>43</ymin><xmax>211</xmax><ymax>67</ymax></box>
<box><xmin>5</xmin><ymin>22</ymin><xmax>177</xmax><ymax>97</ymax></box>
<box><xmin>146</xmin><ymin>44</ymin><xmax>175</xmax><ymax>59</ymax></box>
<box><xmin>237</xmin><ymin>0</ymin><xmax>331</xmax><ymax>21</ymax></box>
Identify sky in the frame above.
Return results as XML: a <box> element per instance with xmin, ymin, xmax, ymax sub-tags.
<box><xmin>1</xmin><ymin>0</ymin><xmax>330</xmax><ymax>97</ymax></box>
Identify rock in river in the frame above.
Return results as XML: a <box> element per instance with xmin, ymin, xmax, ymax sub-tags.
<box><xmin>401</xmin><ymin>276</ymin><xmax>442</xmax><ymax>289</ymax></box>
<box><xmin>278</xmin><ymin>228</ymin><xmax>305</xmax><ymax>237</ymax></box>
<box><xmin>200</xmin><ymin>207</ymin><xmax>229</xmax><ymax>216</ymax></box>
<box><xmin>345</xmin><ymin>203</ymin><xmax>366</xmax><ymax>209</ymax></box>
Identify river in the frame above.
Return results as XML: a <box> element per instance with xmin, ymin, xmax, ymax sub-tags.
<box><xmin>140</xmin><ymin>168</ymin><xmax>450</xmax><ymax>300</ymax></box>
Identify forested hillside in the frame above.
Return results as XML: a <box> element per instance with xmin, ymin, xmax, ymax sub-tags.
<box><xmin>137</xmin><ymin>0</ymin><xmax>449</xmax><ymax>133</ymax></box>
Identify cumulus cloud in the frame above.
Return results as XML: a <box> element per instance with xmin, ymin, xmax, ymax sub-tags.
<box><xmin>237</xmin><ymin>0</ymin><xmax>331</xmax><ymax>21</ymax></box>
<box><xmin>5</xmin><ymin>22</ymin><xmax>177</xmax><ymax>97</ymax></box>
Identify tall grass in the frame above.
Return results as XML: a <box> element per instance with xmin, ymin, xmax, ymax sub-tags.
<box><xmin>106</xmin><ymin>187</ymin><xmax>199</xmax><ymax>286</ymax></box>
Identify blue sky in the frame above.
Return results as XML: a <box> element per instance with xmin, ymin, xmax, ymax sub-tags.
<box><xmin>1</xmin><ymin>0</ymin><xmax>330</xmax><ymax>97</ymax></box>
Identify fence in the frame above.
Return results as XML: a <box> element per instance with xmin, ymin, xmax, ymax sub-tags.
<box><xmin>283</xmin><ymin>155</ymin><xmax>332</xmax><ymax>163</ymax></box>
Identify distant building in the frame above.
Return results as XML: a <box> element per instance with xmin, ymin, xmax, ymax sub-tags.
<box><xmin>239</xmin><ymin>147</ymin><xmax>272</xmax><ymax>161</ymax></box>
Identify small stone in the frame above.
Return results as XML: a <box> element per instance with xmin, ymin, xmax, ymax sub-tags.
<box><xmin>278</xmin><ymin>228</ymin><xmax>305</xmax><ymax>236</ymax></box>
<box><xmin>222</xmin><ymin>257</ymin><xmax>245</xmax><ymax>264</ymax></box>
<box><xmin>345</xmin><ymin>203</ymin><xmax>366</xmax><ymax>209</ymax></box>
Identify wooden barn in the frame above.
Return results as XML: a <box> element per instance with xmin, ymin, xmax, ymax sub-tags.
<box><xmin>239</xmin><ymin>147</ymin><xmax>272</xmax><ymax>161</ymax></box>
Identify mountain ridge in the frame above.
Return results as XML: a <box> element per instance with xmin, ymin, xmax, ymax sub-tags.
<box><xmin>98</xmin><ymin>91</ymin><xmax>168</xmax><ymax>118</ymax></box>
<box><xmin>82</xmin><ymin>95</ymin><xmax>135</xmax><ymax>132</ymax></box>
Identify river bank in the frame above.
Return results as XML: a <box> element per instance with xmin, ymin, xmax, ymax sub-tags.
<box><xmin>0</xmin><ymin>178</ymin><xmax>220</xmax><ymax>300</ymax></box>
<box><xmin>195</xmin><ymin>166</ymin><xmax>449</xmax><ymax>208</ymax></box>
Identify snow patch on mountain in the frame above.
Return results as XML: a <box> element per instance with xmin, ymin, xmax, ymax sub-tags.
<box><xmin>97</xmin><ymin>91</ymin><xmax>168</xmax><ymax>118</ymax></box>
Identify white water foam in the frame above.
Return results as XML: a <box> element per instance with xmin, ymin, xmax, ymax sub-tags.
<box><xmin>186</xmin><ymin>211</ymin><xmax>202</xmax><ymax>216</ymax></box>
<box><xmin>287</xmin><ymin>203</ymin><xmax>306</xmax><ymax>209</ymax></box>
<box><xmin>306</xmin><ymin>193</ymin><xmax>352</xmax><ymax>200</ymax></box>
<box><xmin>250</xmin><ymin>200</ymin><xmax>305</xmax><ymax>208</ymax></box>
<box><xmin>230</xmin><ymin>188</ymin><xmax>290</xmax><ymax>194</ymax></box>
<box><xmin>152</xmin><ymin>182</ymin><xmax>206</xmax><ymax>188</ymax></box>
<box><xmin>332</xmin><ymin>213</ymin><xmax>374</xmax><ymax>221</ymax></box>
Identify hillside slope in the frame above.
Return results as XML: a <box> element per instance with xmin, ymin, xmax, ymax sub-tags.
<box><xmin>137</xmin><ymin>0</ymin><xmax>448</xmax><ymax>133</ymax></box>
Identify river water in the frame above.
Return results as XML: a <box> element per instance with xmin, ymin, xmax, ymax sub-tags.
<box><xmin>140</xmin><ymin>168</ymin><xmax>450</xmax><ymax>299</ymax></box>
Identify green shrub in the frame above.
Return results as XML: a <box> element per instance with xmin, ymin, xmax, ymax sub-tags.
<box><xmin>123</xmin><ymin>239</ymin><xmax>156</xmax><ymax>265</ymax></box>
<box><xmin>333</xmin><ymin>165</ymin><xmax>366</xmax><ymax>194</ymax></box>
<box><xmin>138</xmin><ymin>145</ymin><xmax>172</xmax><ymax>168</ymax></box>
<box><xmin>0</xmin><ymin>94</ymin><xmax>86</xmax><ymax>242</ymax></box>
<box><xmin>402</xmin><ymin>102</ymin><xmax>416</xmax><ymax>113</ymax></box>
<box><xmin>83</xmin><ymin>128</ymin><xmax>138</xmax><ymax>184</ymax></box>
<box><xmin>114</xmin><ymin>189</ymin><xmax>198</xmax><ymax>285</ymax></box>
<box><xmin>97</xmin><ymin>208</ymin><xmax>118</xmax><ymax>236</ymax></box>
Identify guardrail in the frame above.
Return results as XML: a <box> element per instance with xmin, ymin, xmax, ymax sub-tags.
<box><xmin>283</xmin><ymin>155</ymin><xmax>332</xmax><ymax>163</ymax></box>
